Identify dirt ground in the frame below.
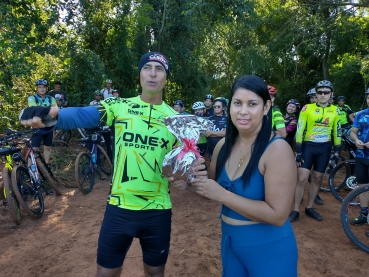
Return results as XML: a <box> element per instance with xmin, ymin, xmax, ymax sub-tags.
<box><xmin>0</xmin><ymin>140</ymin><xmax>369</xmax><ymax>276</ymax></box>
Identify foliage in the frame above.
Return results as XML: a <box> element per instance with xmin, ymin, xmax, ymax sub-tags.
<box><xmin>1</xmin><ymin>0</ymin><xmax>369</xmax><ymax>128</ymax></box>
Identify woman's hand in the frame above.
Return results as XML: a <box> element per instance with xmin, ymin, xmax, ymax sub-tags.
<box><xmin>190</xmin><ymin>177</ymin><xmax>226</xmax><ymax>202</ymax></box>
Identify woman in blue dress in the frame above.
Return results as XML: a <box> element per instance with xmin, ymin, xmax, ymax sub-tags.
<box><xmin>171</xmin><ymin>75</ymin><xmax>298</xmax><ymax>277</ymax></box>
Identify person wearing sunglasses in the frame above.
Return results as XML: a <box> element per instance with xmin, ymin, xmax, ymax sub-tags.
<box><xmin>289</xmin><ymin>80</ymin><xmax>341</xmax><ymax>222</ymax></box>
<box><xmin>206</xmin><ymin>97</ymin><xmax>227</xmax><ymax>159</ymax></box>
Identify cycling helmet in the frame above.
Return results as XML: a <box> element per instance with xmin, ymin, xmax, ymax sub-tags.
<box><xmin>267</xmin><ymin>85</ymin><xmax>277</xmax><ymax>95</ymax></box>
<box><xmin>174</xmin><ymin>100</ymin><xmax>184</xmax><ymax>107</ymax></box>
<box><xmin>192</xmin><ymin>101</ymin><xmax>205</xmax><ymax>110</ymax></box>
<box><xmin>214</xmin><ymin>97</ymin><xmax>227</xmax><ymax>107</ymax></box>
<box><xmin>204</xmin><ymin>94</ymin><xmax>214</xmax><ymax>101</ymax></box>
<box><xmin>316</xmin><ymin>80</ymin><xmax>334</xmax><ymax>92</ymax></box>
<box><xmin>337</xmin><ymin>96</ymin><xmax>346</xmax><ymax>101</ymax></box>
<box><xmin>287</xmin><ymin>99</ymin><xmax>301</xmax><ymax>112</ymax></box>
<box><xmin>36</xmin><ymin>79</ymin><xmax>48</xmax><ymax>86</ymax></box>
<box><xmin>94</xmin><ymin>90</ymin><xmax>102</xmax><ymax>96</ymax></box>
<box><xmin>106</xmin><ymin>79</ymin><xmax>112</xmax><ymax>84</ymax></box>
<box><xmin>306</xmin><ymin>88</ymin><xmax>316</xmax><ymax>97</ymax></box>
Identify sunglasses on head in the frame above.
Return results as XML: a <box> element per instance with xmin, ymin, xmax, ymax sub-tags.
<box><xmin>213</xmin><ymin>105</ymin><xmax>222</xmax><ymax>108</ymax></box>
<box><xmin>316</xmin><ymin>90</ymin><xmax>331</xmax><ymax>95</ymax></box>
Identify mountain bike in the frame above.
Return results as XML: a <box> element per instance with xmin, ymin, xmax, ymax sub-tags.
<box><xmin>75</xmin><ymin>127</ymin><xmax>112</xmax><ymax>194</ymax></box>
<box><xmin>10</xmin><ymin>129</ymin><xmax>61</xmax><ymax>218</ymax></box>
<box><xmin>340</xmin><ymin>185</ymin><xmax>369</xmax><ymax>253</ymax></box>
<box><xmin>0</xmin><ymin>130</ymin><xmax>32</xmax><ymax>224</ymax></box>
<box><xmin>328</xmin><ymin>129</ymin><xmax>357</xmax><ymax>202</ymax></box>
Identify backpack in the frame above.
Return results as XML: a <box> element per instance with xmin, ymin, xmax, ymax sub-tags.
<box><xmin>33</xmin><ymin>95</ymin><xmax>53</xmax><ymax>106</ymax></box>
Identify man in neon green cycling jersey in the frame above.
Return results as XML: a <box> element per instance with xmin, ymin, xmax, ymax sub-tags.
<box><xmin>289</xmin><ymin>80</ymin><xmax>341</xmax><ymax>222</ymax></box>
<box><xmin>19</xmin><ymin>52</ymin><xmax>182</xmax><ymax>277</ymax></box>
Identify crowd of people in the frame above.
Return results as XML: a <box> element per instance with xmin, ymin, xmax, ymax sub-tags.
<box><xmin>18</xmin><ymin>50</ymin><xmax>369</xmax><ymax>277</ymax></box>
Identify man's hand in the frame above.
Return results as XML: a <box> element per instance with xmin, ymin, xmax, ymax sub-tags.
<box><xmin>295</xmin><ymin>152</ymin><xmax>304</xmax><ymax>167</ymax></box>
<box><xmin>19</xmin><ymin>106</ymin><xmax>59</xmax><ymax>128</ymax></box>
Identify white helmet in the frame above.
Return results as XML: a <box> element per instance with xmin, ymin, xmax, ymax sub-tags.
<box><xmin>192</xmin><ymin>101</ymin><xmax>205</xmax><ymax>110</ymax></box>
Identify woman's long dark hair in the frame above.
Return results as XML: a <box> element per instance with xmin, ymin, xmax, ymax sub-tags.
<box><xmin>215</xmin><ymin>75</ymin><xmax>273</xmax><ymax>184</ymax></box>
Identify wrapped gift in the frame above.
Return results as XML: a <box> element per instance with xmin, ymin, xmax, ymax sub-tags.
<box><xmin>162</xmin><ymin>114</ymin><xmax>213</xmax><ymax>182</ymax></box>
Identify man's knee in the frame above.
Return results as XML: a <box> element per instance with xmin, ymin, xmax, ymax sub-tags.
<box><xmin>143</xmin><ymin>263</ymin><xmax>165</xmax><ymax>277</ymax></box>
<box><xmin>44</xmin><ymin>146</ymin><xmax>51</xmax><ymax>151</ymax></box>
<box><xmin>96</xmin><ymin>264</ymin><xmax>122</xmax><ymax>277</ymax></box>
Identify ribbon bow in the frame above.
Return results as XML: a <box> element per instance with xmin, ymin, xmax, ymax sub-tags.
<box><xmin>177</xmin><ymin>138</ymin><xmax>202</xmax><ymax>160</ymax></box>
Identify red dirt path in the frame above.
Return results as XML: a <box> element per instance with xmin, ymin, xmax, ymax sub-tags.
<box><xmin>1</xmin><ymin>166</ymin><xmax>369</xmax><ymax>276</ymax></box>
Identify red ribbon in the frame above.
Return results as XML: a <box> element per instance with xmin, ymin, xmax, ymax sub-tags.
<box><xmin>177</xmin><ymin>138</ymin><xmax>202</xmax><ymax>160</ymax></box>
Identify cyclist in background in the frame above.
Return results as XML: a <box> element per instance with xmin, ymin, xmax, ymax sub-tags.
<box><xmin>101</xmin><ymin>79</ymin><xmax>113</xmax><ymax>99</ymax></box>
<box><xmin>349</xmin><ymin>89</ymin><xmax>369</xmax><ymax>225</ymax></box>
<box><xmin>90</xmin><ymin>90</ymin><xmax>103</xmax><ymax>106</ymax></box>
<box><xmin>284</xmin><ymin>99</ymin><xmax>300</xmax><ymax>149</ymax></box>
<box><xmin>203</xmin><ymin>94</ymin><xmax>214</xmax><ymax>118</ymax></box>
<box><xmin>336</xmin><ymin>96</ymin><xmax>354</xmax><ymax>129</ymax></box>
<box><xmin>112</xmin><ymin>89</ymin><xmax>120</xmax><ymax>98</ymax></box>
<box><xmin>28</xmin><ymin>79</ymin><xmax>57</xmax><ymax>164</ymax></box>
<box><xmin>173</xmin><ymin>100</ymin><xmax>184</xmax><ymax>113</ymax></box>
<box><xmin>289</xmin><ymin>80</ymin><xmax>341</xmax><ymax>222</ymax></box>
<box><xmin>268</xmin><ymin>85</ymin><xmax>287</xmax><ymax>138</ymax></box>
<box><xmin>307</xmin><ymin>88</ymin><xmax>317</xmax><ymax>104</ymax></box>
<box><xmin>207</xmin><ymin>97</ymin><xmax>227</xmax><ymax>160</ymax></box>
<box><xmin>192</xmin><ymin>101</ymin><xmax>208</xmax><ymax>157</ymax></box>
<box><xmin>48</xmin><ymin>81</ymin><xmax>68</xmax><ymax>107</ymax></box>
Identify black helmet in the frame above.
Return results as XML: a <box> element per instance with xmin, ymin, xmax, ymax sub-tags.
<box><xmin>337</xmin><ymin>96</ymin><xmax>346</xmax><ymax>101</ymax></box>
<box><xmin>287</xmin><ymin>99</ymin><xmax>301</xmax><ymax>112</ymax></box>
<box><xmin>214</xmin><ymin>97</ymin><xmax>227</xmax><ymax>107</ymax></box>
<box><xmin>306</xmin><ymin>88</ymin><xmax>316</xmax><ymax>97</ymax></box>
<box><xmin>204</xmin><ymin>94</ymin><xmax>214</xmax><ymax>101</ymax></box>
<box><xmin>316</xmin><ymin>80</ymin><xmax>334</xmax><ymax>92</ymax></box>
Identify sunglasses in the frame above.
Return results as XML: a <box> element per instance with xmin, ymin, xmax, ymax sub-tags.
<box><xmin>316</xmin><ymin>90</ymin><xmax>331</xmax><ymax>95</ymax></box>
<box><xmin>213</xmin><ymin>105</ymin><xmax>222</xmax><ymax>108</ymax></box>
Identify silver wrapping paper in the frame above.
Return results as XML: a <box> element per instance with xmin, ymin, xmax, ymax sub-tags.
<box><xmin>162</xmin><ymin>114</ymin><xmax>213</xmax><ymax>182</ymax></box>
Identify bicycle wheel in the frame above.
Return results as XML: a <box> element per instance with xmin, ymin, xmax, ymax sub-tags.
<box><xmin>11</xmin><ymin>165</ymin><xmax>44</xmax><ymax>218</ymax></box>
<box><xmin>3</xmin><ymin>167</ymin><xmax>21</xmax><ymax>225</ymax></box>
<box><xmin>329</xmin><ymin>160</ymin><xmax>356</xmax><ymax>203</ymax></box>
<box><xmin>75</xmin><ymin>152</ymin><xmax>95</xmax><ymax>194</ymax></box>
<box><xmin>36</xmin><ymin>157</ymin><xmax>62</xmax><ymax>196</ymax></box>
<box><xmin>340</xmin><ymin>185</ymin><xmax>369</xmax><ymax>253</ymax></box>
<box><xmin>52</xmin><ymin>139</ymin><xmax>69</xmax><ymax>148</ymax></box>
<box><xmin>320</xmin><ymin>154</ymin><xmax>345</xmax><ymax>192</ymax></box>
<box><xmin>97</xmin><ymin>145</ymin><xmax>112</xmax><ymax>176</ymax></box>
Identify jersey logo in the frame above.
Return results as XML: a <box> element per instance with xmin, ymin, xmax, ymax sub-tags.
<box><xmin>301</xmin><ymin>105</ymin><xmax>307</xmax><ymax>112</ymax></box>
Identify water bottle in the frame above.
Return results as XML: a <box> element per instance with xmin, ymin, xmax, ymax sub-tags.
<box><xmin>92</xmin><ymin>153</ymin><xmax>96</xmax><ymax>163</ymax></box>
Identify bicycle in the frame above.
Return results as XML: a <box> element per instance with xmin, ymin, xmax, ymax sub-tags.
<box><xmin>75</xmin><ymin>127</ymin><xmax>112</xmax><ymax>194</ymax></box>
<box><xmin>340</xmin><ymin>185</ymin><xmax>369</xmax><ymax>253</ymax></box>
<box><xmin>0</xmin><ymin>130</ymin><xmax>32</xmax><ymax>225</ymax></box>
<box><xmin>328</xmin><ymin>129</ymin><xmax>357</xmax><ymax>202</ymax></box>
<box><xmin>10</xmin><ymin>129</ymin><xmax>61</xmax><ymax>218</ymax></box>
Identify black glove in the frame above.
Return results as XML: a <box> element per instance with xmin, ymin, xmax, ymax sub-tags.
<box><xmin>295</xmin><ymin>152</ymin><xmax>303</xmax><ymax>163</ymax></box>
<box><xmin>330</xmin><ymin>155</ymin><xmax>339</xmax><ymax>167</ymax></box>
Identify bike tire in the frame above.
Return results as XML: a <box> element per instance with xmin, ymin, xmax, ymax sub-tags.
<box><xmin>340</xmin><ymin>185</ymin><xmax>369</xmax><ymax>254</ymax></box>
<box><xmin>319</xmin><ymin>154</ymin><xmax>345</xmax><ymax>192</ymax></box>
<box><xmin>36</xmin><ymin>157</ymin><xmax>61</xmax><ymax>196</ymax></box>
<box><xmin>329</xmin><ymin>160</ymin><xmax>356</xmax><ymax>203</ymax></box>
<box><xmin>97</xmin><ymin>145</ymin><xmax>112</xmax><ymax>176</ymax></box>
<box><xmin>75</xmin><ymin>152</ymin><xmax>95</xmax><ymax>194</ymax></box>
<box><xmin>11</xmin><ymin>165</ymin><xmax>44</xmax><ymax>218</ymax></box>
<box><xmin>3</xmin><ymin>167</ymin><xmax>21</xmax><ymax>225</ymax></box>
<box><xmin>52</xmin><ymin>140</ymin><xmax>69</xmax><ymax>148</ymax></box>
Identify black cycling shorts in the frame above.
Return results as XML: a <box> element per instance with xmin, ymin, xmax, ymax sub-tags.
<box><xmin>97</xmin><ymin>204</ymin><xmax>172</xmax><ymax>269</ymax></box>
<box><xmin>31</xmin><ymin>128</ymin><xmax>53</xmax><ymax>147</ymax></box>
<box><xmin>355</xmin><ymin>158</ymin><xmax>369</xmax><ymax>184</ymax></box>
<box><xmin>300</xmin><ymin>142</ymin><xmax>331</xmax><ymax>173</ymax></box>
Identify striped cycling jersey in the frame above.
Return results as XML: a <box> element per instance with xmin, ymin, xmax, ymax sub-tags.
<box><xmin>101</xmin><ymin>96</ymin><xmax>177</xmax><ymax>210</ymax></box>
<box><xmin>296</xmin><ymin>103</ymin><xmax>341</xmax><ymax>149</ymax></box>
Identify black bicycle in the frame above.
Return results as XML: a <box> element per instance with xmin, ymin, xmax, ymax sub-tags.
<box><xmin>75</xmin><ymin>127</ymin><xmax>112</xmax><ymax>194</ymax></box>
<box><xmin>340</xmin><ymin>185</ymin><xmax>369</xmax><ymax>253</ymax></box>
<box><xmin>9</xmin><ymin>129</ymin><xmax>61</xmax><ymax>218</ymax></box>
<box><xmin>328</xmin><ymin>128</ymin><xmax>357</xmax><ymax>202</ymax></box>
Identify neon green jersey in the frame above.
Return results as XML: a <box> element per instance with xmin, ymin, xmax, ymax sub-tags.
<box><xmin>101</xmin><ymin>96</ymin><xmax>177</xmax><ymax>210</ymax></box>
<box><xmin>296</xmin><ymin>103</ymin><xmax>341</xmax><ymax>147</ymax></box>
